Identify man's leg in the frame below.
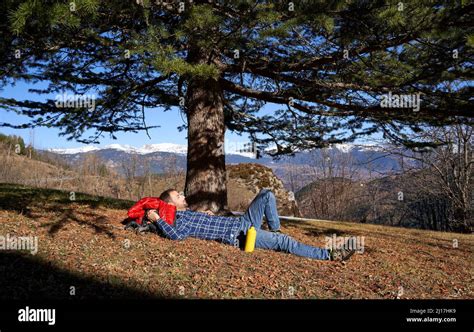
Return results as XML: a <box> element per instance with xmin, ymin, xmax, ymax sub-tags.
<box><xmin>240</xmin><ymin>189</ymin><xmax>281</xmax><ymax>232</ymax></box>
<box><xmin>255</xmin><ymin>229</ymin><xmax>330</xmax><ymax>260</ymax></box>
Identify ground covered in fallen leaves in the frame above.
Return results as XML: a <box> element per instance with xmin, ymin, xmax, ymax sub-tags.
<box><xmin>0</xmin><ymin>183</ymin><xmax>472</xmax><ymax>299</ymax></box>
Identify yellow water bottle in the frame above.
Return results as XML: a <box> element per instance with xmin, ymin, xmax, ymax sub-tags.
<box><xmin>244</xmin><ymin>226</ymin><xmax>257</xmax><ymax>253</ymax></box>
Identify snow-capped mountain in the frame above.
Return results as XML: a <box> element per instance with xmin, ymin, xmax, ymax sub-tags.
<box><xmin>331</xmin><ymin>143</ymin><xmax>384</xmax><ymax>153</ymax></box>
<box><xmin>48</xmin><ymin>146</ymin><xmax>101</xmax><ymax>154</ymax></box>
<box><xmin>48</xmin><ymin>143</ymin><xmax>188</xmax><ymax>155</ymax></box>
<box><xmin>48</xmin><ymin>142</ymin><xmax>263</xmax><ymax>157</ymax></box>
<box><xmin>48</xmin><ymin>142</ymin><xmax>384</xmax><ymax>156</ymax></box>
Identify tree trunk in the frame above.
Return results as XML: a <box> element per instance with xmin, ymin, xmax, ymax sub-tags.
<box><xmin>184</xmin><ymin>49</ymin><xmax>227</xmax><ymax>213</ymax></box>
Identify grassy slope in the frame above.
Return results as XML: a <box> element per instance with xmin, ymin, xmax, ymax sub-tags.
<box><xmin>0</xmin><ymin>183</ymin><xmax>472</xmax><ymax>299</ymax></box>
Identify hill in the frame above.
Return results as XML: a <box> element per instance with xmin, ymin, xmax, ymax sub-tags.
<box><xmin>0</xmin><ymin>184</ymin><xmax>472</xmax><ymax>299</ymax></box>
<box><xmin>296</xmin><ymin>172</ymin><xmax>473</xmax><ymax>233</ymax></box>
<box><xmin>0</xmin><ymin>146</ymin><xmax>299</xmax><ymax>216</ymax></box>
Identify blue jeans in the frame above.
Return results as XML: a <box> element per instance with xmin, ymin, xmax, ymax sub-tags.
<box><xmin>239</xmin><ymin>189</ymin><xmax>330</xmax><ymax>260</ymax></box>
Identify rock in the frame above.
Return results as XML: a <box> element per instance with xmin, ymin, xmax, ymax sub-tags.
<box><xmin>227</xmin><ymin>163</ymin><xmax>300</xmax><ymax>217</ymax></box>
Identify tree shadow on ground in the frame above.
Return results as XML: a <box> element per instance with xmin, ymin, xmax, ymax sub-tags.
<box><xmin>0</xmin><ymin>183</ymin><xmax>133</xmax><ymax>216</ymax></box>
<box><xmin>282</xmin><ymin>219</ymin><xmax>348</xmax><ymax>237</ymax></box>
<box><xmin>0</xmin><ymin>183</ymin><xmax>133</xmax><ymax>238</ymax></box>
<box><xmin>0</xmin><ymin>252</ymin><xmax>168</xmax><ymax>300</ymax></box>
<box><xmin>39</xmin><ymin>207</ymin><xmax>117</xmax><ymax>239</ymax></box>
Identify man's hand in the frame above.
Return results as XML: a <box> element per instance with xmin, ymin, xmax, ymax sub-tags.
<box><xmin>146</xmin><ymin>210</ymin><xmax>160</xmax><ymax>222</ymax></box>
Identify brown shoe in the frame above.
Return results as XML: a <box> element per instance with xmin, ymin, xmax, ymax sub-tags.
<box><xmin>329</xmin><ymin>237</ymin><xmax>356</xmax><ymax>261</ymax></box>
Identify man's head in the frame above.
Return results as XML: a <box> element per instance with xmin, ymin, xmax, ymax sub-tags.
<box><xmin>159</xmin><ymin>189</ymin><xmax>188</xmax><ymax>210</ymax></box>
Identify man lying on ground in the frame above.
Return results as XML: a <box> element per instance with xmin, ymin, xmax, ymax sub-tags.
<box><xmin>145</xmin><ymin>188</ymin><xmax>356</xmax><ymax>261</ymax></box>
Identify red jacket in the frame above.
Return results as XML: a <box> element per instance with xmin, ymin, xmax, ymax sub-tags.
<box><xmin>127</xmin><ymin>197</ymin><xmax>177</xmax><ymax>226</ymax></box>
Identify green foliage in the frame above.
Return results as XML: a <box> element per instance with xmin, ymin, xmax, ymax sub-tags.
<box><xmin>183</xmin><ymin>4</ymin><xmax>221</xmax><ymax>31</ymax></box>
<box><xmin>467</xmin><ymin>34</ymin><xmax>474</xmax><ymax>47</ymax></box>
<box><xmin>1</xmin><ymin>0</ymin><xmax>472</xmax><ymax>150</ymax></box>
<box><xmin>152</xmin><ymin>49</ymin><xmax>220</xmax><ymax>80</ymax></box>
<box><xmin>0</xmin><ymin>133</ymin><xmax>26</xmax><ymax>154</ymax></box>
<box><xmin>10</xmin><ymin>0</ymin><xmax>100</xmax><ymax>35</ymax></box>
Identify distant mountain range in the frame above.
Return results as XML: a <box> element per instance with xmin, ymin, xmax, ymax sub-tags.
<box><xmin>43</xmin><ymin>142</ymin><xmax>411</xmax><ymax>191</ymax></box>
<box><xmin>48</xmin><ymin>142</ymin><xmax>381</xmax><ymax>156</ymax></box>
<box><xmin>49</xmin><ymin>143</ymin><xmax>189</xmax><ymax>155</ymax></box>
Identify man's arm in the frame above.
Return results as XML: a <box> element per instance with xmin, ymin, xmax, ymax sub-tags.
<box><xmin>147</xmin><ymin>210</ymin><xmax>188</xmax><ymax>241</ymax></box>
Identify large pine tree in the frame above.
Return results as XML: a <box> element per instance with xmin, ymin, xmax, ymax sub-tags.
<box><xmin>0</xmin><ymin>0</ymin><xmax>472</xmax><ymax>212</ymax></box>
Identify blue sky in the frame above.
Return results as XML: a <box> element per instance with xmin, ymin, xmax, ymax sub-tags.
<box><xmin>1</xmin><ymin>80</ymin><xmax>383</xmax><ymax>151</ymax></box>
<box><xmin>0</xmin><ymin>81</ymin><xmax>262</xmax><ymax>150</ymax></box>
